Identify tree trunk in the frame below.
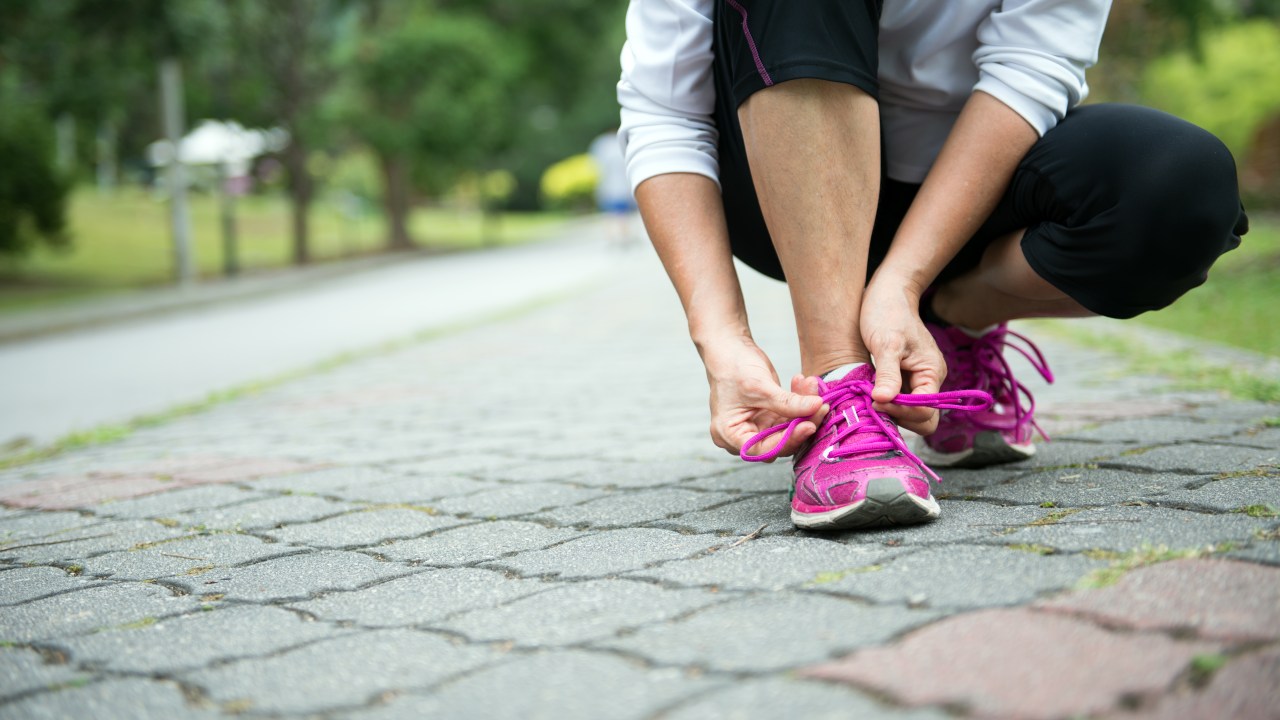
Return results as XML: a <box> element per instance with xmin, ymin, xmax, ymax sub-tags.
<box><xmin>380</xmin><ymin>154</ymin><xmax>414</xmax><ymax>250</ymax></box>
<box><xmin>283</xmin><ymin>139</ymin><xmax>312</xmax><ymax>265</ymax></box>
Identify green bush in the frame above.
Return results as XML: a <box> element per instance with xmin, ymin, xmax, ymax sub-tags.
<box><xmin>1141</xmin><ymin>20</ymin><xmax>1280</xmax><ymax>159</ymax></box>
<box><xmin>0</xmin><ymin>97</ymin><xmax>70</xmax><ymax>257</ymax></box>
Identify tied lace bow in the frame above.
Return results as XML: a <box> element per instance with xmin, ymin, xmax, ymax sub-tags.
<box><xmin>739</xmin><ymin>378</ymin><xmax>993</xmax><ymax>481</ymax></box>
<box><xmin>953</xmin><ymin>327</ymin><xmax>1053</xmax><ymax>439</ymax></box>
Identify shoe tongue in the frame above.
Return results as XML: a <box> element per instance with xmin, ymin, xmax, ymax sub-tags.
<box><xmin>821</xmin><ymin>362</ymin><xmax>874</xmax><ymax>383</ymax></box>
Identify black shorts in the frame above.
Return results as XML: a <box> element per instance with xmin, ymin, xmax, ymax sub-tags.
<box><xmin>712</xmin><ymin>0</ymin><xmax>1249</xmax><ymax>318</ymax></box>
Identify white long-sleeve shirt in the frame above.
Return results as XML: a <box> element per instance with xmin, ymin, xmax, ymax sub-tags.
<box><xmin>618</xmin><ymin>0</ymin><xmax>1110</xmax><ymax>188</ymax></box>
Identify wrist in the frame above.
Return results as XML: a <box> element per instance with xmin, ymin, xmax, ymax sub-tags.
<box><xmin>869</xmin><ymin>262</ymin><xmax>931</xmax><ymax>301</ymax></box>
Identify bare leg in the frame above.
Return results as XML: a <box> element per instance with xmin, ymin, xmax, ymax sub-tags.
<box><xmin>932</xmin><ymin>230</ymin><xmax>1094</xmax><ymax>328</ymax></box>
<box><xmin>738</xmin><ymin>79</ymin><xmax>880</xmax><ymax>377</ymax></box>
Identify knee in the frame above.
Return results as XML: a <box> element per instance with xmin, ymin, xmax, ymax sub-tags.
<box><xmin>1110</xmin><ymin>122</ymin><xmax>1244</xmax><ymax>281</ymax></box>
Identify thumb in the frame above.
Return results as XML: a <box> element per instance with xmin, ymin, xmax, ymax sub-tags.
<box><xmin>768</xmin><ymin>388</ymin><xmax>823</xmax><ymax>419</ymax></box>
<box><xmin>872</xmin><ymin>362</ymin><xmax>902</xmax><ymax>404</ymax></box>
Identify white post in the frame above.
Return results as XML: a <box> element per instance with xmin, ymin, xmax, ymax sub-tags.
<box><xmin>160</xmin><ymin>58</ymin><xmax>195</xmax><ymax>286</ymax></box>
<box><xmin>55</xmin><ymin>113</ymin><xmax>75</xmax><ymax>174</ymax></box>
<box><xmin>96</xmin><ymin>120</ymin><xmax>117</xmax><ymax>194</ymax></box>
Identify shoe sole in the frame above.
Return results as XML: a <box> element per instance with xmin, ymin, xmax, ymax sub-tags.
<box><xmin>792</xmin><ymin>477</ymin><xmax>940</xmax><ymax>531</ymax></box>
<box><xmin>915</xmin><ymin>431</ymin><xmax>1034</xmax><ymax>469</ymax></box>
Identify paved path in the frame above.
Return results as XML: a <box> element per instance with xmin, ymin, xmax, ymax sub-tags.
<box><xmin>1</xmin><ymin>247</ymin><xmax>1277</xmax><ymax>719</ymax></box>
<box><xmin>0</xmin><ymin>223</ymin><xmax>622</xmax><ymax>448</ymax></box>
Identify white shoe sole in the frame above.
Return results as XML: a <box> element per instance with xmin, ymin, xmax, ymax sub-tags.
<box><xmin>792</xmin><ymin>478</ymin><xmax>941</xmax><ymax>531</ymax></box>
<box><xmin>915</xmin><ymin>431</ymin><xmax>1035</xmax><ymax>469</ymax></box>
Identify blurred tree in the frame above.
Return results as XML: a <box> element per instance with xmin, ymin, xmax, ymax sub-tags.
<box><xmin>224</xmin><ymin>0</ymin><xmax>342</xmax><ymax>265</ymax></box>
<box><xmin>0</xmin><ymin>89</ymin><xmax>69</xmax><ymax>257</ymax></box>
<box><xmin>333</xmin><ymin>4</ymin><xmax>519</xmax><ymax>248</ymax></box>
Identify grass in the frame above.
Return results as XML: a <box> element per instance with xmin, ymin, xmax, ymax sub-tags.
<box><xmin>0</xmin><ymin>187</ymin><xmax>571</xmax><ymax>312</ymax></box>
<box><xmin>1132</xmin><ymin>215</ymin><xmax>1280</xmax><ymax>357</ymax></box>
<box><xmin>1078</xmin><ymin>543</ymin><xmax>1238</xmax><ymax>589</ymax></box>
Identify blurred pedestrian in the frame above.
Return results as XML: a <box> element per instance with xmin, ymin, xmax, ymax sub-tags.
<box><xmin>589</xmin><ymin>128</ymin><xmax>638</xmax><ymax>248</ymax></box>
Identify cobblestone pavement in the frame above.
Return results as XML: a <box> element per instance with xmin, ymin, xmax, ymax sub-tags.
<box><xmin>2</xmin><ymin>250</ymin><xmax>1277</xmax><ymax>719</ymax></box>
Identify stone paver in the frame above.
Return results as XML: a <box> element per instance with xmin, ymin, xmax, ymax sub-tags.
<box><xmin>184</xmin><ymin>629</ymin><xmax>497</xmax><ymax>715</ymax></box>
<box><xmin>804</xmin><ymin>608</ymin><xmax>1221</xmax><ymax>720</ymax></box>
<box><xmin>481</xmin><ymin>528</ymin><xmax>720</xmax><ymax>578</ymax></box>
<box><xmin>350</xmin><ymin>651</ymin><xmax>722</xmax><ymax>720</ymax></box>
<box><xmin>441</xmin><ymin>578</ymin><xmax>724</xmax><ymax>646</ymax></box>
<box><xmin>378</xmin><ymin>520</ymin><xmax>582</xmax><ymax>565</ymax></box>
<box><xmin>813</xmin><ymin>544</ymin><xmax>1106</xmax><ymax>608</ymax></box>
<box><xmin>1035</xmin><ymin>558</ymin><xmax>1280</xmax><ymax>642</ymax></box>
<box><xmin>1</xmin><ymin>250</ymin><xmax>1275</xmax><ymax>718</ymax></box>
<box><xmin>57</xmin><ymin>605</ymin><xmax>341</xmax><ymax>674</ymax></box>
<box><xmin>170</xmin><ymin>550</ymin><xmax>412</xmax><ymax>601</ymax></box>
<box><xmin>597</xmin><ymin>593</ymin><xmax>941</xmax><ymax>672</ymax></box>
<box><xmin>0</xmin><ymin>582</ymin><xmax>198</xmax><ymax>642</ymax></box>
<box><xmin>292</xmin><ymin>568</ymin><xmax>547</xmax><ymax>626</ymax></box>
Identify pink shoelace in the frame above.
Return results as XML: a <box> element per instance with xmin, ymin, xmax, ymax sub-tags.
<box><xmin>951</xmin><ymin>327</ymin><xmax>1054</xmax><ymax>440</ymax></box>
<box><xmin>739</xmin><ymin>377</ymin><xmax>993</xmax><ymax>481</ymax></box>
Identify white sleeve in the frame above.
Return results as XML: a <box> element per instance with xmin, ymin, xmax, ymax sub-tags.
<box><xmin>972</xmin><ymin>0</ymin><xmax>1111</xmax><ymax>136</ymax></box>
<box><xmin>617</xmin><ymin>0</ymin><xmax>719</xmax><ymax>192</ymax></box>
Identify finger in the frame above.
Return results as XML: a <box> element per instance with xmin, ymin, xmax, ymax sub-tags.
<box><xmin>871</xmin><ymin>359</ymin><xmax>903</xmax><ymax>404</ymax></box>
<box><xmin>790</xmin><ymin>374</ymin><xmax>821</xmax><ymax>396</ymax></box>
<box><xmin>873</xmin><ymin>400</ymin><xmax>934</xmax><ymax>427</ymax></box>
<box><xmin>765</xmin><ymin>388</ymin><xmax>823</xmax><ymax>420</ymax></box>
<box><xmin>778</xmin><ymin>420</ymin><xmax>816</xmax><ymax>456</ymax></box>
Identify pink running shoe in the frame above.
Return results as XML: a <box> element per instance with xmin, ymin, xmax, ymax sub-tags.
<box><xmin>917</xmin><ymin>323</ymin><xmax>1054</xmax><ymax>468</ymax></box>
<box><xmin>741</xmin><ymin>364</ymin><xmax>991</xmax><ymax>531</ymax></box>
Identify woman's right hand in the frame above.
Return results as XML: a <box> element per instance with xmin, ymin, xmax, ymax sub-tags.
<box><xmin>701</xmin><ymin>335</ymin><xmax>827</xmax><ymax>460</ymax></box>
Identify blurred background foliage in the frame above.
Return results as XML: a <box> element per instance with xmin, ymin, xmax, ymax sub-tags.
<box><xmin>0</xmin><ymin>0</ymin><xmax>1276</xmax><ymax>353</ymax></box>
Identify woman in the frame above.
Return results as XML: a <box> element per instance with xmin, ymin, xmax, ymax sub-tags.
<box><xmin>617</xmin><ymin>0</ymin><xmax>1248</xmax><ymax>530</ymax></box>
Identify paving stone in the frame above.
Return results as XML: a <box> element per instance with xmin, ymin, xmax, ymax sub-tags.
<box><xmin>566</xmin><ymin>458</ymin><xmax>731</xmax><ymax>488</ymax></box>
<box><xmin>482</xmin><ymin>528</ymin><xmax>719</xmax><ymax>578</ymax></box>
<box><xmin>266</xmin><ymin>508</ymin><xmax>464</xmax><ymax>549</ymax></box>
<box><xmin>833</xmin><ymin>501</ymin><xmax>1048</xmax><ymax>547</ymax></box>
<box><xmin>293</xmin><ymin>568</ymin><xmax>546</xmax><ymax>626</ymax></box>
<box><xmin>663</xmin><ymin>677</ymin><xmax>948</xmax><ymax>720</ymax></box>
<box><xmin>1035</xmin><ymin>558</ymin><xmax>1280</xmax><ymax>643</ymax></box>
<box><xmin>815</xmin><ymin>544</ymin><xmax>1106</xmax><ymax>609</ymax></box>
<box><xmin>170</xmin><ymin>550</ymin><xmax>412</xmax><ymax>602</ymax></box>
<box><xmin>597</xmin><ymin>593</ymin><xmax>940</xmax><ymax>672</ymax></box>
<box><xmin>1225</xmin><ymin>540</ymin><xmax>1280</xmax><ymax>566</ymax></box>
<box><xmin>248</xmin><ymin>465</ymin><xmax>400</xmax><ymax>493</ymax></box>
<box><xmin>442</xmin><ymin>579</ymin><xmax>722</xmax><ymax>646</ymax></box>
<box><xmin>186</xmin><ymin>629</ymin><xmax>496</xmax><ymax>715</ymax></box>
<box><xmin>989</xmin><ymin>505</ymin><xmax>1272</xmax><ymax>553</ymax></box>
<box><xmin>328</xmin><ymin>475</ymin><xmax>500</xmax><ymax>504</ymax></box>
<box><xmin>0</xmin><ymin>582</ymin><xmax>197</xmax><ymax>642</ymax></box>
<box><xmin>1157</xmin><ymin>476</ymin><xmax>1280</xmax><ymax>513</ymax></box>
<box><xmin>947</xmin><ymin>466</ymin><xmax>1190</xmax><ymax>506</ymax></box>
<box><xmin>60</xmin><ymin>604</ymin><xmax>342</xmax><ymax>674</ymax></box>
<box><xmin>1119</xmin><ymin>646</ymin><xmax>1280</xmax><ymax>720</ymax></box>
<box><xmin>1060</xmin><ymin>416</ymin><xmax>1253</xmax><ymax>444</ymax></box>
<box><xmin>480</xmin><ymin>458</ymin><xmax>645</xmax><ymax>484</ymax></box>
<box><xmin>654</xmin><ymin>495</ymin><xmax>793</xmax><ymax>536</ymax></box>
<box><xmin>1102</xmin><ymin>444</ymin><xmax>1278</xmax><ymax>475</ymax></box>
<box><xmin>681</xmin><ymin>464</ymin><xmax>790</xmax><ymax>493</ymax></box>
<box><xmin>350</xmin><ymin>651</ymin><xmax>721</xmax><ymax>720</ymax></box>
<box><xmin>629</xmin><ymin>536</ymin><xmax>902</xmax><ymax>591</ymax></box>
<box><xmin>0</xmin><ymin>646</ymin><xmax>90</xmax><ymax>701</ymax></box>
<box><xmin>0</xmin><ymin>511</ymin><xmax>100</xmax><ymax>545</ymax></box>
<box><xmin>803</xmin><ymin>608</ymin><xmax>1220</xmax><ymax>720</ymax></box>
<box><xmin>1</xmin><ymin>677</ymin><xmax>223</xmax><ymax>720</ymax></box>
<box><xmin>81</xmin><ymin>533</ymin><xmax>303</xmax><ymax>581</ymax></box>
<box><xmin>0</xmin><ymin>566</ymin><xmax>102</xmax><ymax>605</ymax></box>
<box><xmin>378</xmin><ymin>520</ymin><xmax>581</xmax><ymax>565</ymax></box>
<box><xmin>92</xmin><ymin>485</ymin><xmax>263</xmax><ymax>520</ymax></box>
<box><xmin>173</xmin><ymin>493</ymin><xmax>359</xmax><ymax>531</ymax></box>
<box><xmin>533</xmin><ymin>488</ymin><xmax>736</xmax><ymax>528</ymax></box>
<box><xmin>0</xmin><ymin>519</ymin><xmax>186</xmax><ymax>564</ymax></box>
<box><xmin>433</xmin><ymin>482</ymin><xmax>610</xmax><ymax>519</ymax></box>
<box><xmin>1007</xmin><ymin>440</ymin><xmax>1143</xmax><ymax>469</ymax></box>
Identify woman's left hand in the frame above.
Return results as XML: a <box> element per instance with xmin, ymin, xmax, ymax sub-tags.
<box><xmin>859</xmin><ymin>277</ymin><xmax>947</xmax><ymax>436</ymax></box>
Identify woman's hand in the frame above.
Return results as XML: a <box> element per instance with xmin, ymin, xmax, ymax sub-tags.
<box><xmin>700</xmin><ymin>335</ymin><xmax>827</xmax><ymax>460</ymax></box>
<box><xmin>859</xmin><ymin>277</ymin><xmax>947</xmax><ymax>435</ymax></box>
